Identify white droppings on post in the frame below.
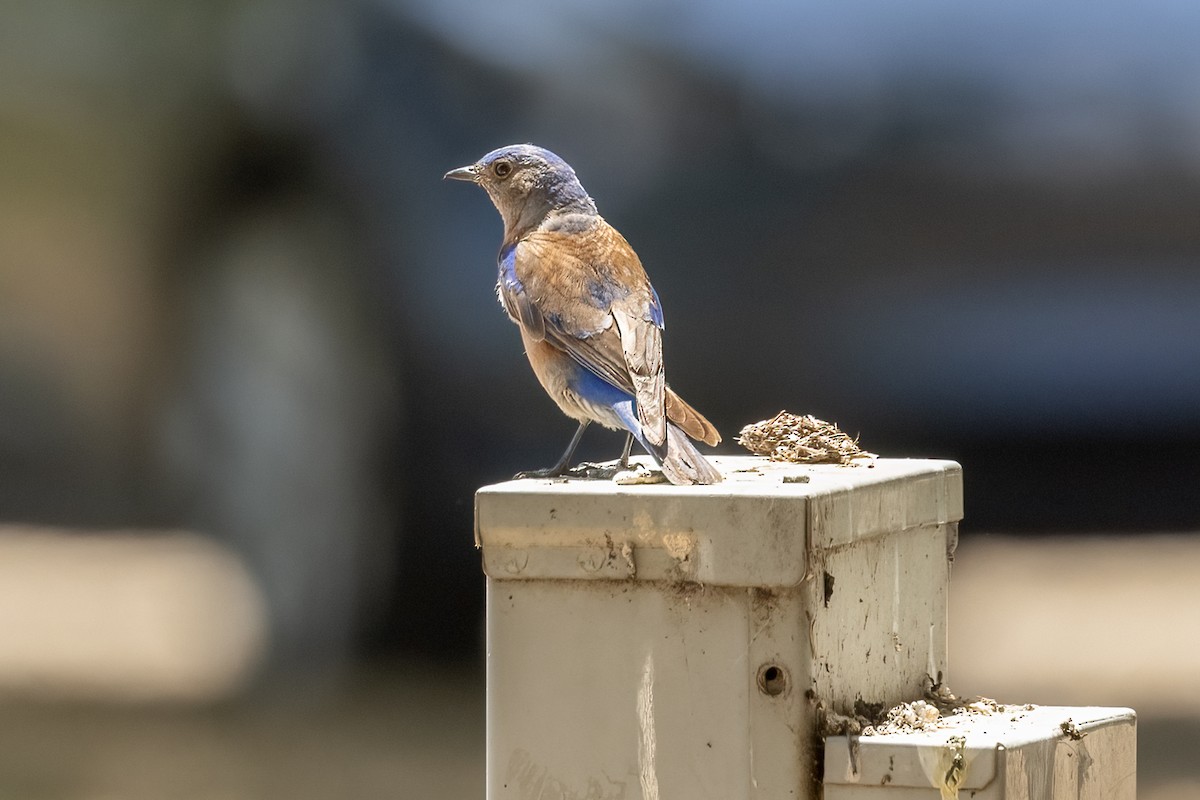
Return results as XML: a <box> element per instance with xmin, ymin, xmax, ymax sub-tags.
<box><xmin>661</xmin><ymin>532</ymin><xmax>694</xmax><ymax>562</ymax></box>
<box><xmin>631</xmin><ymin>509</ymin><xmax>656</xmax><ymax>544</ymax></box>
<box><xmin>637</xmin><ymin>652</ymin><xmax>660</xmax><ymax>800</ymax></box>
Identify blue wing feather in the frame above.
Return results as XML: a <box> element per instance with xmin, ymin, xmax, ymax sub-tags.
<box><xmin>648</xmin><ymin>284</ymin><xmax>664</xmax><ymax>329</ymax></box>
<box><xmin>498</xmin><ymin>242</ymin><xmax>545</xmax><ymax>341</ymax></box>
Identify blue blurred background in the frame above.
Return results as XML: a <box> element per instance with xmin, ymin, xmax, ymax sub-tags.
<box><xmin>1</xmin><ymin>1</ymin><xmax>1198</xmax><ymax>796</ymax></box>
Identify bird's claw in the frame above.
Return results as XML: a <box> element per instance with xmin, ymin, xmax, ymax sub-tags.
<box><xmin>513</xmin><ymin>467</ymin><xmax>566</xmax><ymax>480</ymax></box>
<box><xmin>513</xmin><ymin>460</ymin><xmax>630</xmax><ymax>481</ymax></box>
<box><xmin>522</xmin><ymin>460</ymin><xmax>664</xmax><ymax>484</ymax></box>
<box><xmin>567</xmin><ymin>461</ymin><xmax>624</xmax><ymax>480</ymax></box>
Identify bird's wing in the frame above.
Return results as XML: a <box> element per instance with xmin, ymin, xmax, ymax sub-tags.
<box><xmin>515</xmin><ymin>221</ymin><xmax>668</xmax><ymax>445</ymax></box>
<box><xmin>612</xmin><ymin>303</ymin><xmax>666</xmax><ymax>446</ymax></box>
<box><xmin>497</xmin><ymin>243</ymin><xmax>545</xmax><ymax>341</ymax></box>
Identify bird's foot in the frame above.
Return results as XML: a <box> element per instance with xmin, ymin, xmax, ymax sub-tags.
<box><xmin>565</xmin><ymin>461</ymin><xmax>624</xmax><ymax>480</ymax></box>
<box><xmin>514</xmin><ymin>459</ymin><xmax>666</xmax><ymax>485</ymax></box>
<box><xmin>513</xmin><ymin>466</ymin><xmax>568</xmax><ymax>480</ymax></box>
<box><xmin>571</xmin><ymin>459</ymin><xmax>667</xmax><ymax>484</ymax></box>
<box><xmin>612</xmin><ymin>462</ymin><xmax>668</xmax><ymax>485</ymax></box>
<box><xmin>513</xmin><ymin>462</ymin><xmax>611</xmax><ymax>481</ymax></box>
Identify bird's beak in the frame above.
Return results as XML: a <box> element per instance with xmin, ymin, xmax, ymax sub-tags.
<box><xmin>443</xmin><ymin>164</ymin><xmax>478</xmax><ymax>182</ymax></box>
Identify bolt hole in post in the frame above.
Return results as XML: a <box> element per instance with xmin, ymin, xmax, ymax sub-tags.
<box><xmin>757</xmin><ymin>664</ymin><xmax>788</xmax><ymax>697</ymax></box>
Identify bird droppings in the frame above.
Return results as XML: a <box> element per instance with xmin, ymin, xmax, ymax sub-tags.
<box><xmin>818</xmin><ymin>675</ymin><xmax>1040</xmax><ymax>738</ymax></box>
<box><xmin>737</xmin><ymin>411</ymin><xmax>876</xmax><ymax>465</ymax></box>
<box><xmin>819</xmin><ymin>709</ymin><xmax>868</xmax><ymax>737</ymax></box>
<box><xmin>862</xmin><ymin>700</ymin><xmax>943</xmax><ymax>734</ymax></box>
<box><xmin>855</xmin><ymin>696</ymin><xmax>888</xmax><ymax>723</ymax></box>
<box><xmin>859</xmin><ymin>697</ymin><xmax>1040</xmax><ymax>736</ymax></box>
<box><xmin>660</xmin><ymin>533</ymin><xmax>694</xmax><ymax>563</ymax></box>
<box><xmin>816</xmin><ymin>697</ymin><xmax>888</xmax><ymax>737</ymax></box>
<box><xmin>1060</xmin><ymin>718</ymin><xmax>1087</xmax><ymax>741</ymax></box>
<box><xmin>938</xmin><ymin>735</ymin><xmax>968</xmax><ymax>798</ymax></box>
<box><xmin>923</xmin><ymin>672</ymin><xmax>963</xmax><ymax>712</ymax></box>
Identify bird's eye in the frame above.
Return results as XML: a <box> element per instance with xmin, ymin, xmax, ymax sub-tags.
<box><xmin>493</xmin><ymin>161</ymin><xmax>512</xmax><ymax>178</ymax></box>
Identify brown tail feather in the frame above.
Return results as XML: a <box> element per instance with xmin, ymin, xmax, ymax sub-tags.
<box><xmin>665</xmin><ymin>388</ymin><xmax>721</xmax><ymax>447</ymax></box>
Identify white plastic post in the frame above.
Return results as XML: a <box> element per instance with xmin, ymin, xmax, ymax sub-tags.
<box><xmin>476</xmin><ymin>456</ymin><xmax>961</xmax><ymax>799</ymax></box>
<box><xmin>824</xmin><ymin>705</ymin><xmax>1136</xmax><ymax>799</ymax></box>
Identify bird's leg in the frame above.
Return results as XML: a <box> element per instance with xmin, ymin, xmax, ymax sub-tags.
<box><xmin>617</xmin><ymin>432</ymin><xmax>634</xmax><ymax>470</ymax></box>
<box><xmin>515</xmin><ymin>421</ymin><xmax>590</xmax><ymax>479</ymax></box>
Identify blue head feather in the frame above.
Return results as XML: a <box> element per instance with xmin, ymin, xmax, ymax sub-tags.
<box><xmin>466</xmin><ymin>144</ymin><xmax>597</xmax><ymax>239</ymax></box>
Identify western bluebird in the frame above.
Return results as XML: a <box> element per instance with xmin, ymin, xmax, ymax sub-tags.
<box><xmin>445</xmin><ymin>144</ymin><xmax>722</xmax><ymax>485</ymax></box>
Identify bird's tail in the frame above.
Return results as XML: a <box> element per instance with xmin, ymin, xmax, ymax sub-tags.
<box><xmin>644</xmin><ymin>421</ymin><xmax>723</xmax><ymax>485</ymax></box>
<box><xmin>666</xmin><ymin>388</ymin><xmax>721</xmax><ymax>447</ymax></box>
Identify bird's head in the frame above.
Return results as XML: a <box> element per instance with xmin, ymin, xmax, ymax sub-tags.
<box><xmin>444</xmin><ymin>144</ymin><xmax>596</xmax><ymax>237</ymax></box>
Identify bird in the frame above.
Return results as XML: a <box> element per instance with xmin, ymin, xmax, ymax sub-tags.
<box><xmin>444</xmin><ymin>144</ymin><xmax>722</xmax><ymax>485</ymax></box>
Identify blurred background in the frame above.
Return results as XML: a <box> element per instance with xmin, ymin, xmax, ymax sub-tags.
<box><xmin>1</xmin><ymin>0</ymin><xmax>1197</xmax><ymax>796</ymax></box>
